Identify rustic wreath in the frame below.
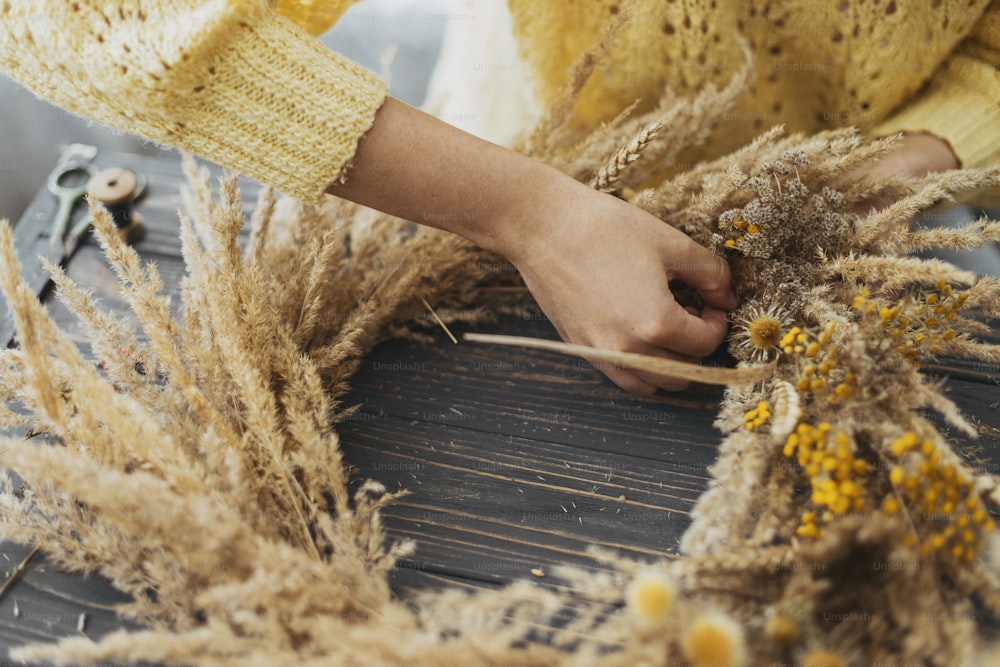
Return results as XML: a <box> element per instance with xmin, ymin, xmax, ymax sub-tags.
<box><xmin>2</xmin><ymin>50</ymin><xmax>1000</xmax><ymax>667</ymax></box>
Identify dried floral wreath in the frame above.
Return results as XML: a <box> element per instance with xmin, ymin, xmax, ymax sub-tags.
<box><xmin>2</xmin><ymin>45</ymin><xmax>1000</xmax><ymax>667</ymax></box>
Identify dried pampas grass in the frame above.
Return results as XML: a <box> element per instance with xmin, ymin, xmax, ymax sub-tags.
<box><xmin>2</xmin><ymin>33</ymin><xmax>1000</xmax><ymax>667</ymax></box>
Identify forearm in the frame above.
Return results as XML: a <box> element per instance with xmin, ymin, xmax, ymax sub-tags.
<box><xmin>1</xmin><ymin>0</ymin><xmax>386</xmax><ymax>203</ymax></box>
<box><xmin>327</xmin><ymin>97</ymin><xmax>578</xmax><ymax>260</ymax></box>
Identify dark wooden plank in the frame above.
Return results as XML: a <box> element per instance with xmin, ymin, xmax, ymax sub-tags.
<box><xmin>1</xmin><ymin>148</ymin><xmax>237</xmax><ymax>348</ymax></box>
<box><xmin>0</xmin><ymin>541</ymin><xmax>155</xmax><ymax>667</ymax></box>
<box><xmin>2</xmin><ymin>146</ymin><xmax>999</xmax><ymax>663</ymax></box>
<box><xmin>346</xmin><ymin>318</ymin><xmax>726</xmax><ymax>465</ymax></box>
<box><xmin>389</xmin><ymin>566</ymin><xmax>499</xmax><ymax>596</ymax></box>
<box><xmin>926</xmin><ymin>355</ymin><xmax>1000</xmax><ymax>386</ymax></box>
<box><xmin>338</xmin><ymin>414</ymin><xmax>700</xmax><ymax>585</ymax></box>
<box><xmin>42</xmin><ymin>243</ymin><xmax>189</xmax><ymax>347</ymax></box>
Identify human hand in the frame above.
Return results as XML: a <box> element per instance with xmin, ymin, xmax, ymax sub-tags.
<box><xmin>498</xmin><ymin>175</ymin><xmax>737</xmax><ymax>395</ymax></box>
<box><xmin>851</xmin><ymin>131</ymin><xmax>960</xmax><ymax>215</ymax></box>
<box><xmin>327</xmin><ymin>98</ymin><xmax>736</xmax><ymax>394</ymax></box>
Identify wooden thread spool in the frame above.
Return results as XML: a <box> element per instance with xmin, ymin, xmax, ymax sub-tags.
<box><xmin>87</xmin><ymin>167</ymin><xmax>145</xmax><ymax>244</ymax></box>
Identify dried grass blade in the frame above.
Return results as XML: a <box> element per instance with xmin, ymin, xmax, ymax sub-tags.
<box><xmin>590</xmin><ymin>119</ymin><xmax>663</xmax><ymax>193</ymax></box>
<box><xmin>464</xmin><ymin>333</ymin><xmax>775</xmax><ymax>384</ymax></box>
<box><xmin>420</xmin><ymin>297</ymin><xmax>458</xmax><ymax>344</ymax></box>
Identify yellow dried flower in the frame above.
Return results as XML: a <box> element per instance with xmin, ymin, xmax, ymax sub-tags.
<box><xmin>804</xmin><ymin>650</ymin><xmax>847</xmax><ymax>667</ymax></box>
<box><xmin>764</xmin><ymin>613</ymin><xmax>800</xmax><ymax>645</ymax></box>
<box><xmin>785</xmin><ymin>423</ymin><xmax>868</xmax><ymax>536</ymax></box>
<box><xmin>681</xmin><ymin>612</ymin><xmax>747</xmax><ymax>667</ymax></box>
<box><xmin>886</xmin><ymin>432</ymin><xmax>992</xmax><ymax>562</ymax></box>
<box><xmin>750</xmin><ymin>317</ymin><xmax>783</xmax><ymax>349</ymax></box>
<box><xmin>625</xmin><ymin>568</ymin><xmax>676</xmax><ymax>622</ymax></box>
<box><xmin>743</xmin><ymin>400</ymin><xmax>772</xmax><ymax>430</ymax></box>
<box><xmin>732</xmin><ymin>304</ymin><xmax>793</xmax><ymax>362</ymax></box>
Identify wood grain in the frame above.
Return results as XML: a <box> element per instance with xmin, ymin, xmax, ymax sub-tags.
<box><xmin>1</xmin><ymin>148</ymin><xmax>998</xmax><ymax>664</ymax></box>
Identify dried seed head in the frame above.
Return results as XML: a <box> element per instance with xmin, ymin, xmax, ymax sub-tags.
<box><xmin>749</xmin><ymin>316</ymin><xmax>783</xmax><ymax>349</ymax></box>
<box><xmin>625</xmin><ymin>568</ymin><xmax>676</xmax><ymax>622</ymax></box>
<box><xmin>764</xmin><ymin>612</ymin><xmax>800</xmax><ymax>645</ymax></box>
<box><xmin>681</xmin><ymin>611</ymin><xmax>747</xmax><ymax>667</ymax></box>
<box><xmin>803</xmin><ymin>650</ymin><xmax>847</xmax><ymax>667</ymax></box>
<box><xmin>731</xmin><ymin>303</ymin><xmax>794</xmax><ymax>363</ymax></box>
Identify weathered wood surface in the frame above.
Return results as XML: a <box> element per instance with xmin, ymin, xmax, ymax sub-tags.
<box><xmin>0</xmin><ymin>149</ymin><xmax>997</xmax><ymax>664</ymax></box>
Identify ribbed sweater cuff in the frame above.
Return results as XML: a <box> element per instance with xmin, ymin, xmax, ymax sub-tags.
<box><xmin>173</xmin><ymin>11</ymin><xmax>388</xmax><ymax>203</ymax></box>
<box><xmin>874</xmin><ymin>55</ymin><xmax>1000</xmax><ymax>170</ymax></box>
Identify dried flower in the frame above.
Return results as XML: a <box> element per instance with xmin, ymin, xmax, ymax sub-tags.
<box><xmin>885</xmin><ymin>432</ymin><xmax>994</xmax><ymax>563</ymax></box>
<box><xmin>731</xmin><ymin>302</ymin><xmax>794</xmax><ymax>362</ymax></box>
<box><xmin>803</xmin><ymin>650</ymin><xmax>847</xmax><ymax>667</ymax></box>
<box><xmin>763</xmin><ymin>612</ymin><xmax>800</xmax><ymax>645</ymax></box>
<box><xmin>0</xmin><ymin>29</ymin><xmax>998</xmax><ymax>666</ymax></box>
<box><xmin>743</xmin><ymin>400</ymin><xmax>771</xmax><ymax>431</ymax></box>
<box><xmin>625</xmin><ymin>568</ymin><xmax>676</xmax><ymax>622</ymax></box>
<box><xmin>681</xmin><ymin>611</ymin><xmax>747</xmax><ymax>667</ymax></box>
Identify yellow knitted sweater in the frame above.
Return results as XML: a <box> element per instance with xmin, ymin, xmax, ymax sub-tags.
<box><xmin>1</xmin><ymin>0</ymin><xmax>997</xmax><ymax>204</ymax></box>
<box><xmin>0</xmin><ymin>0</ymin><xmax>381</xmax><ymax>203</ymax></box>
<box><xmin>506</xmin><ymin>0</ymin><xmax>1000</xmax><ymax>171</ymax></box>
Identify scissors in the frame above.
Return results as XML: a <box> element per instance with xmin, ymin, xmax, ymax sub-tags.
<box><xmin>45</xmin><ymin>161</ymin><xmax>97</xmax><ymax>265</ymax></box>
<box><xmin>45</xmin><ymin>162</ymin><xmax>147</xmax><ymax>264</ymax></box>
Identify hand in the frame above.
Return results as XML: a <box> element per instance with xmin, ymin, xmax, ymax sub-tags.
<box><xmin>500</xmin><ymin>177</ymin><xmax>737</xmax><ymax>395</ymax></box>
<box><xmin>851</xmin><ymin>131</ymin><xmax>960</xmax><ymax>215</ymax></box>
<box><xmin>329</xmin><ymin>98</ymin><xmax>737</xmax><ymax>394</ymax></box>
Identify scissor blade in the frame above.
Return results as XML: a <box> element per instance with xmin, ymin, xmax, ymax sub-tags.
<box><xmin>0</xmin><ymin>236</ymin><xmax>69</xmax><ymax>349</ymax></box>
<box><xmin>62</xmin><ymin>219</ymin><xmax>92</xmax><ymax>262</ymax></box>
<box><xmin>59</xmin><ymin>143</ymin><xmax>98</xmax><ymax>165</ymax></box>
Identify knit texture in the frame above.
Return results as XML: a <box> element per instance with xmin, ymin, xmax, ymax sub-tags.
<box><xmin>1</xmin><ymin>1</ymin><xmax>996</xmax><ymax>201</ymax></box>
<box><xmin>0</xmin><ymin>0</ymin><xmax>386</xmax><ymax>203</ymax></box>
<box><xmin>507</xmin><ymin>0</ymin><xmax>1000</xmax><ymax>169</ymax></box>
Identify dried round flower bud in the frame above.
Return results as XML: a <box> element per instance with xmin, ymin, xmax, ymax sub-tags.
<box><xmin>625</xmin><ymin>568</ymin><xmax>676</xmax><ymax>622</ymax></box>
<box><xmin>681</xmin><ymin>611</ymin><xmax>747</xmax><ymax>667</ymax></box>
<box><xmin>764</xmin><ymin>612</ymin><xmax>800</xmax><ymax>645</ymax></box>
<box><xmin>803</xmin><ymin>649</ymin><xmax>847</xmax><ymax>667</ymax></box>
<box><xmin>750</xmin><ymin>317</ymin><xmax>783</xmax><ymax>349</ymax></box>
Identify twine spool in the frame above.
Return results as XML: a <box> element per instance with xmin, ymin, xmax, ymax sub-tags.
<box><xmin>87</xmin><ymin>167</ymin><xmax>145</xmax><ymax>244</ymax></box>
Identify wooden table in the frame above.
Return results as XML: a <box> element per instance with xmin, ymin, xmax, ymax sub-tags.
<box><xmin>1</xmin><ymin>149</ymin><xmax>998</xmax><ymax>664</ymax></box>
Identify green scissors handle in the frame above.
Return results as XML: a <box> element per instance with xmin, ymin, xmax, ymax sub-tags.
<box><xmin>45</xmin><ymin>162</ymin><xmax>94</xmax><ymax>257</ymax></box>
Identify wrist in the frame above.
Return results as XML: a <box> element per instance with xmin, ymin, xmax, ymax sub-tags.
<box><xmin>900</xmin><ymin>131</ymin><xmax>961</xmax><ymax>174</ymax></box>
<box><xmin>481</xmin><ymin>161</ymin><xmax>594</xmax><ymax>265</ymax></box>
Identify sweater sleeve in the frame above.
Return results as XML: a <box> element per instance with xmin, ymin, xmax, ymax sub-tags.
<box><xmin>874</xmin><ymin>1</ymin><xmax>1000</xmax><ymax>169</ymax></box>
<box><xmin>0</xmin><ymin>0</ymin><xmax>387</xmax><ymax>203</ymax></box>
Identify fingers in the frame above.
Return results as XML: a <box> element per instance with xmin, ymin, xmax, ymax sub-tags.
<box><xmin>589</xmin><ymin>291</ymin><xmax>729</xmax><ymax>394</ymax></box>
<box><xmin>603</xmin><ymin>297</ymin><xmax>727</xmax><ymax>394</ymax></box>
<box><xmin>595</xmin><ymin>341</ymin><xmax>701</xmax><ymax>395</ymax></box>
<box><xmin>599</xmin><ymin>362</ymin><xmax>659</xmax><ymax>396</ymax></box>
<box><xmin>629</xmin><ymin>343</ymin><xmax>695</xmax><ymax>392</ymax></box>
<box><xmin>637</xmin><ymin>301</ymin><xmax>729</xmax><ymax>359</ymax></box>
<box><xmin>669</xmin><ymin>241</ymin><xmax>737</xmax><ymax>311</ymax></box>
